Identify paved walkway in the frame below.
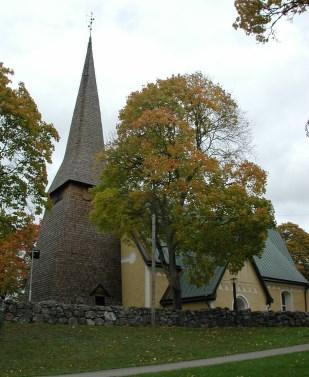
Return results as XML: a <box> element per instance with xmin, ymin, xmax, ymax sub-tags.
<box><xmin>51</xmin><ymin>344</ymin><xmax>309</xmax><ymax>377</ymax></box>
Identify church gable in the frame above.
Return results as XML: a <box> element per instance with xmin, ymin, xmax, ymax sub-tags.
<box><xmin>124</xmin><ymin>230</ymin><xmax>308</xmax><ymax>312</ymax></box>
<box><xmin>90</xmin><ymin>284</ymin><xmax>111</xmax><ymax>297</ymax></box>
<box><xmin>214</xmin><ymin>261</ymin><xmax>268</xmax><ymax>311</ymax></box>
<box><xmin>90</xmin><ymin>284</ymin><xmax>111</xmax><ymax>306</ymax></box>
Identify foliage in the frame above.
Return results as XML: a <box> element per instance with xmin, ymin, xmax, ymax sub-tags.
<box><xmin>0</xmin><ymin>223</ymin><xmax>39</xmax><ymax>298</ymax></box>
<box><xmin>277</xmin><ymin>222</ymin><xmax>309</xmax><ymax>279</ymax></box>
<box><xmin>119</xmin><ymin>73</ymin><xmax>251</xmax><ymax>160</ymax></box>
<box><xmin>0</xmin><ymin>307</ymin><xmax>3</xmax><ymax>330</ymax></box>
<box><xmin>92</xmin><ymin>73</ymin><xmax>275</xmax><ymax>309</ymax></box>
<box><xmin>1</xmin><ymin>324</ymin><xmax>308</xmax><ymax>377</ymax></box>
<box><xmin>0</xmin><ymin>63</ymin><xmax>59</xmax><ymax>238</ymax></box>
<box><xmin>233</xmin><ymin>0</ymin><xmax>309</xmax><ymax>43</ymax></box>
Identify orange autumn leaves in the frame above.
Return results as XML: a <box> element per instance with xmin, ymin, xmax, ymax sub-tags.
<box><xmin>0</xmin><ymin>224</ymin><xmax>39</xmax><ymax>298</ymax></box>
<box><xmin>123</xmin><ymin>108</ymin><xmax>206</xmax><ymax>185</ymax></box>
<box><xmin>119</xmin><ymin>73</ymin><xmax>249</xmax><ymax>159</ymax></box>
<box><xmin>1</xmin><ymin>63</ymin><xmax>57</xmax><ymax>296</ymax></box>
<box><xmin>92</xmin><ymin>73</ymin><xmax>274</xmax><ymax>303</ymax></box>
<box><xmin>278</xmin><ymin>222</ymin><xmax>309</xmax><ymax>280</ymax></box>
<box><xmin>233</xmin><ymin>0</ymin><xmax>309</xmax><ymax>43</ymax></box>
<box><xmin>0</xmin><ymin>63</ymin><xmax>59</xmax><ymax>238</ymax></box>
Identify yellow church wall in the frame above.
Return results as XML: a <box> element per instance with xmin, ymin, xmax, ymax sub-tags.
<box><xmin>167</xmin><ymin>261</ymin><xmax>268</xmax><ymax>311</ymax></box>
<box><xmin>121</xmin><ymin>239</ymin><xmax>145</xmax><ymax>308</ymax></box>
<box><xmin>182</xmin><ymin>302</ymin><xmax>209</xmax><ymax>310</ymax></box>
<box><xmin>151</xmin><ymin>269</ymin><xmax>169</xmax><ymax>308</ymax></box>
<box><xmin>214</xmin><ymin>261</ymin><xmax>267</xmax><ymax>311</ymax></box>
<box><xmin>121</xmin><ymin>239</ymin><xmax>169</xmax><ymax>308</ymax></box>
<box><xmin>266</xmin><ymin>282</ymin><xmax>308</xmax><ymax>312</ymax></box>
<box><xmin>121</xmin><ymin>240</ymin><xmax>308</xmax><ymax>312</ymax></box>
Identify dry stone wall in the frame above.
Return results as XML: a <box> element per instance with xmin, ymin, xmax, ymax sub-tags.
<box><xmin>2</xmin><ymin>299</ymin><xmax>309</xmax><ymax>327</ymax></box>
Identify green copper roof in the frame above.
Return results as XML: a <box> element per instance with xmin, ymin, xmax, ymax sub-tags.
<box><xmin>253</xmin><ymin>229</ymin><xmax>308</xmax><ymax>284</ymax></box>
<box><xmin>177</xmin><ymin>229</ymin><xmax>308</xmax><ymax>302</ymax></box>
<box><xmin>180</xmin><ymin>266</ymin><xmax>225</xmax><ymax>299</ymax></box>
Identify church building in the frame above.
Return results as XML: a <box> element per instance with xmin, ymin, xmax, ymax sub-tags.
<box><xmin>31</xmin><ymin>37</ymin><xmax>121</xmax><ymax>306</ymax></box>
<box><xmin>122</xmin><ymin>229</ymin><xmax>308</xmax><ymax>311</ymax></box>
<box><xmin>31</xmin><ymin>37</ymin><xmax>309</xmax><ymax>311</ymax></box>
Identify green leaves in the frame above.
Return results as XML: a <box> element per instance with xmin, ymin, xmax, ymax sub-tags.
<box><xmin>278</xmin><ymin>222</ymin><xmax>309</xmax><ymax>279</ymax></box>
<box><xmin>92</xmin><ymin>72</ymin><xmax>275</xmax><ymax>307</ymax></box>
<box><xmin>233</xmin><ymin>0</ymin><xmax>309</xmax><ymax>43</ymax></box>
<box><xmin>0</xmin><ymin>63</ymin><xmax>59</xmax><ymax>238</ymax></box>
<box><xmin>119</xmin><ymin>72</ymin><xmax>250</xmax><ymax>159</ymax></box>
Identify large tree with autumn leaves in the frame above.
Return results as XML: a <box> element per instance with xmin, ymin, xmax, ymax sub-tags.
<box><xmin>233</xmin><ymin>0</ymin><xmax>309</xmax><ymax>43</ymax></box>
<box><xmin>277</xmin><ymin>222</ymin><xmax>309</xmax><ymax>280</ymax></box>
<box><xmin>91</xmin><ymin>73</ymin><xmax>274</xmax><ymax>309</ymax></box>
<box><xmin>0</xmin><ymin>223</ymin><xmax>39</xmax><ymax>298</ymax></box>
<box><xmin>0</xmin><ymin>63</ymin><xmax>59</xmax><ymax>239</ymax></box>
<box><xmin>0</xmin><ymin>63</ymin><xmax>58</xmax><ymax>297</ymax></box>
<box><xmin>233</xmin><ymin>1</ymin><xmax>309</xmax><ymax>140</ymax></box>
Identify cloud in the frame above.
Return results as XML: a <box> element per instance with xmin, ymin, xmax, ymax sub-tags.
<box><xmin>1</xmin><ymin>0</ymin><xmax>309</xmax><ymax>232</ymax></box>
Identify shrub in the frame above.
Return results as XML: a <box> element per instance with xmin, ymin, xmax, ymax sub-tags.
<box><xmin>0</xmin><ymin>309</ymin><xmax>4</xmax><ymax>329</ymax></box>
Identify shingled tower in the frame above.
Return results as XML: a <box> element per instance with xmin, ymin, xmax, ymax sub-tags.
<box><xmin>31</xmin><ymin>37</ymin><xmax>122</xmax><ymax>305</ymax></box>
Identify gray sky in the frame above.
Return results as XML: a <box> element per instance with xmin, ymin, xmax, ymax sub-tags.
<box><xmin>1</xmin><ymin>0</ymin><xmax>309</xmax><ymax>231</ymax></box>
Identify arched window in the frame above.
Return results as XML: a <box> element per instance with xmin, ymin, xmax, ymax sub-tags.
<box><xmin>235</xmin><ymin>295</ymin><xmax>249</xmax><ymax>311</ymax></box>
<box><xmin>281</xmin><ymin>291</ymin><xmax>292</xmax><ymax>311</ymax></box>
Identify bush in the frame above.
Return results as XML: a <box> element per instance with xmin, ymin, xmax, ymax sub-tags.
<box><xmin>0</xmin><ymin>297</ymin><xmax>4</xmax><ymax>329</ymax></box>
<box><xmin>0</xmin><ymin>309</ymin><xmax>4</xmax><ymax>329</ymax></box>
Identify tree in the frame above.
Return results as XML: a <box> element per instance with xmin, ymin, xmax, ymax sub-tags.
<box><xmin>0</xmin><ymin>223</ymin><xmax>39</xmax><ymax>298</ymax></box>
<box><xmin>119</xmin><ymin>73</ymin><xmax>251</xmax><ymax>161</ymax></box>
<box><xmin>0</xmin><ymin>63</ymin><xmax>59</xmax><ymax>238</ymax></box>
<box><xmin>277</xmin><ymin>222</ymin><xmax>309</xmax><ymax>279</ymax></box>
<box><xmin>233</xmin><ymin>0</ymin><xmax>309</xmax><ymax>43</ymax></box>
<box><xmin>91</xmin><ymin>73</ymin><xmax>275</xmax><ymax>309</ymax></box>
<box><xmin>233</xmin><ymin>2</ymin><xmax>309</xmax><ymax>138</ymax></box>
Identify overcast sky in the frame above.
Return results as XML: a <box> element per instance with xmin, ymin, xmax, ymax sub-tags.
<box><xmin>1</xmin><ymin>0</ymin><xmax>309</xmax><ymax>231</ymax></box>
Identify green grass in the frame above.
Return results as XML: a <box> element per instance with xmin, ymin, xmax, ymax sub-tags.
<box><xmin>137</xmin><ymin>352</ymin><xmax>309</xmax><ymax>377</ymax></box>
<box><xmin>0</xmin><ymin>323</ymin><xmax>309</xmax><ymax>376</ymax></box>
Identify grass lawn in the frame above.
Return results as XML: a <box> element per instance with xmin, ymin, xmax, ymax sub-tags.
<box><xmin>0</xmin><ymin>323</ymin><xmax>309</xmax><ymax>377</ymax></box>
<box><xmin>138</xmin><ymin>351</ymin><xmax>309</xmax><ymax>377</ymax></box>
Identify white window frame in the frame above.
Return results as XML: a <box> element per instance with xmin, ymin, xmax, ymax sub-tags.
<box><xmin>232</xmin><ymin>295</ymin><xmax>250</xmax><ymax>310</ymax></box>
<box><xmin>281</xmin><ymin>290</ymin><xmax>293</xmax><ymax>312</ymax></box>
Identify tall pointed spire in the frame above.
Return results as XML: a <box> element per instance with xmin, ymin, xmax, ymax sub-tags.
<box><xmin>30</xmin><ymin>35</ymin><xmax>122</xmax><ymax>306</ymax></box>
<box><xmin>49</xmin><ymin>36</ymin><xmax>104</xmax><ymax>193</ymax></box>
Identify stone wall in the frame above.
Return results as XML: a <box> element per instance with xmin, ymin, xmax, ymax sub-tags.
<box><xmin>2</xmin><ymin>300</ymin><xmax>309</xmax><ymax>327</ymax></box>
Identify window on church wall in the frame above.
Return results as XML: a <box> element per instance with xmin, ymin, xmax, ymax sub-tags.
<box><xmin>82</xmin><ymin>190</ymin><xmax>92</xmax><ymax>201</ymax></box>
<box><xmin>235</xmin><ymin>295</ymin><xmax>249</xmax><ymax>311</ymax></box>
<box><xmin>51</xmin><ymin>191</ymin><xmax>63</xmax><ymax>204</ymax></box>
<box><xmin>281</xmin><ymin>291</ymin><xmax>292</xmax><ymax>311</ymax></box>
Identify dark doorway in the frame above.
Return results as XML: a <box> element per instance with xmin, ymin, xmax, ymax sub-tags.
<box><xmin>90</xmin><ymin>284</ymin><xmax>110</xmax><ymax>306</ymax></box>
<box><xmin>95</xmin><ymin>296</ymin><xmax>105</xmax><ymax>306</ymax></box>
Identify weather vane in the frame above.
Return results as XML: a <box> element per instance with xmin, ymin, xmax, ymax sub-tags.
<box><xmin>88</xmin><ymin>12</ymin><xmax>95</xmax><ymax>35</ymax></box>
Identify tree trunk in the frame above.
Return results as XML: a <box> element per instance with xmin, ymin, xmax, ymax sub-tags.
<box><xmin>168</xmin><ymin>247</ymin><xmax>182</xmax><ymax>310</ymax></box>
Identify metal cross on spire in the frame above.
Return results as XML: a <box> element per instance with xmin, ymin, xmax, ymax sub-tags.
<box><xmin>88</xmin><ymin>12</ymin><xmax>95</xmax><ymax>35</ymax></box>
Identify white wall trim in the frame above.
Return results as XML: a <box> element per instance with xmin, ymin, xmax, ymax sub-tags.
<box><xmin>144</xmin><ymin>265</ymin><xmax>151</xmax><ymax>308</ymax></box>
